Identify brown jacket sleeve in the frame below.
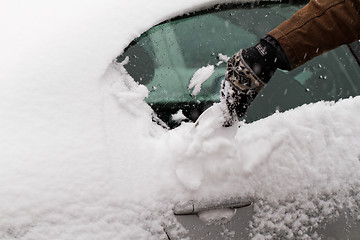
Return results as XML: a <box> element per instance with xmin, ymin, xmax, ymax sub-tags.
<box><xmin>268</xmin><ymin>0</ymin><xmax>360</xmax><ymax>70</ymax></box>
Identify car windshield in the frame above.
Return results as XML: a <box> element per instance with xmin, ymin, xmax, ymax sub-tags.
<box><xmin>117</xmin><ymin>1</ymin><xmax>360</xmax><ymax>127</ymax></box>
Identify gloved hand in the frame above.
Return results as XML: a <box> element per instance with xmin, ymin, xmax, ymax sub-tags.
<box><xmin>220</xmin><ymin>36</ymin><xmax>290</xmax><ymax>126</ymax></box>
<box><xmin>220</xmin><ymin>50</ymin><xmax>266</xmax><ymax>126</ymax></box>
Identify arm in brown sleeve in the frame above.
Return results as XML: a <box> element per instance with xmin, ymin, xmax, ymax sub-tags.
<box><xmin>268</xmin><ymin>0</ymin><xmax>360</xmax><ymax>70</ymax></box>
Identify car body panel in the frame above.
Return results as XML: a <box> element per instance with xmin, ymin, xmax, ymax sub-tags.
<box><xmin>117</xmin><ymin>1</ymin><xmax>360</xmax><ymax>239</ymax></box>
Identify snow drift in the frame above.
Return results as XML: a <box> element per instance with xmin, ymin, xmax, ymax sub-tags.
<box><xmin>0</xmin><ymin>0</ymin><xmax>359</xmax><ymax>239</ymax></box>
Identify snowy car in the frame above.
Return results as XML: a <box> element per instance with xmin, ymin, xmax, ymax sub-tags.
<box><xmin>117</xmin><ymin>0</ymin><xmax>360</xmax><ymax>239</ymax></box>
<box><xmin>2</xmin><ymin>0</ymin><xmax>360</xmax><ymax>240</ymax></box>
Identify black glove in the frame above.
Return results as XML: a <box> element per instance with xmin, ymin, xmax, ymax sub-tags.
<box><xmin>221</xmin><ymin>35</ymin><xmax>290</xmax><ymax>126</ymax></box>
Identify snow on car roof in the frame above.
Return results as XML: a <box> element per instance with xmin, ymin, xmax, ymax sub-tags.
<box><xmin>0</xmin><ymin>0</ymin><xmax>359</xmax><ymax>239</ymax></box>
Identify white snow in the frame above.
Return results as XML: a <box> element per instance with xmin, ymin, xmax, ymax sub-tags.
<box><xmin>218</xmin><ymin>53</ymin><xmax>230</xmax><ymax>62</ymax></box>
<box><xmin>1</xmin><ymin>0</ymin><xmax>360</xmax><ymax>239</ymax></box>
<box><xmin>198</xmin><ymin>208</ymin><xmax>237</xmax><ymax>225</ymax></box>
<box><xmin>171</xmin><ymin>110</ymin><xmax>188</xmax><ymax>122</ymax></box>
<box><xmin>216</xmin><ymin>53</ymin><xmax>230</xmax><ymax>66</ymax></box>
<box><xmin>188</xmin><ymin>65</ymin><xmax>215</xmax><ymax>97</ymax></box>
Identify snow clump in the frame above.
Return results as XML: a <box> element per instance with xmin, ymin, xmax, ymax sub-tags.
<box><xmin>188</xmin><ymin>65</ymin><xmax>215</xmax><ymax>97</ymax></box>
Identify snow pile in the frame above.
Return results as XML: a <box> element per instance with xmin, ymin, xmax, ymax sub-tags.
<box><xmin>0</xmin><ymin>0</ymin><xmax>228</xmax><ymax>239</ymax></box>
<box><xmin>198</xmin><ymin>208</ymin><xmax>237</xmax><ymax>225</ymax></box>
<box><xmin>158</xmin><ymin>97</ymin><xmax>360</xmax><ymax>238</ymax></box>
<box><xmin>217</xmin><ymin>53</ymin><xmax>230</xmax><ymax>66</ymax></box>
<box><xmin>164</xmin><ymin>98</ymin><xmax>360</xmax><ymax>200</ymax></box>
<box><xmin>1</xmin><ymin>0</ymin><xmax>360</xmax><ymax>239</ymax></box>
<box><xmin>188</xmin><ymin>65</ymin><xmax>215</xmax><ymax>97</ymax></box>
<box><xmin>163</xmin><ymin>102</ymin><xmax>236</xmax><ymax>191</ymax></box>
<box><xmin>171</xmin><ymin>110</ymin><xmax>188</xmax><ymax>122</ymax></box>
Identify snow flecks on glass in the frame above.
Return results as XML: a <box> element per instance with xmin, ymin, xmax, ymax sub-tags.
<box><xmin>283</xmin><ymin>88</ymin><xmax>288</xmax><ymax>96</ymax></box>
<box><xmin>188</xmin><ymin>65</ymin><xmax>215</xmax><ymax>97</ymax></box>
<box><xmin>218</xmin><ymin>53</ymin><xmax>230</xmax><ymax>62</ymax></box>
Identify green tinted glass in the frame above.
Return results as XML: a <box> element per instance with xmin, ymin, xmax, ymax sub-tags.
<box><xmin>118</xmin><ymin>2</ymin><xmax>360</xmax><ymax>126</ymax></box>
